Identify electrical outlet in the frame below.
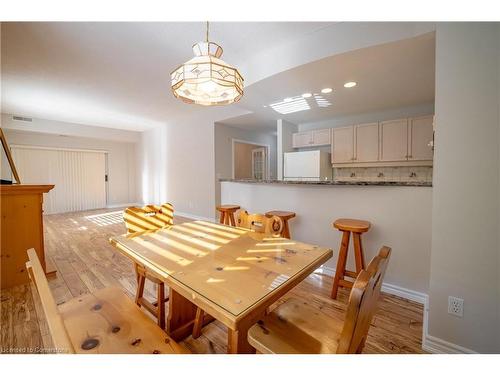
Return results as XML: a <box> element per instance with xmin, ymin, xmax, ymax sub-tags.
<box><xmin>448</xmin><ymin>296</ymin><xmax>464</xmax><ymax>317</ymax></box>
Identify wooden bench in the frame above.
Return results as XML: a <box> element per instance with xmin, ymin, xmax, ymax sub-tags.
<box><xmin>247</xmin><ymin>246</ymin><xmax>391</xmax><ymax>354</ymax></box>
<box><xmin>26</xmin><ymin>248</ymin><xmax>188</xmax><ymax>354</ymax></box>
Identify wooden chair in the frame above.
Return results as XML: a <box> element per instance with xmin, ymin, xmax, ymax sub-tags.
<box><xmin>237</xmin><ymin>210</ymin><xmax>284</xmax><ymax>236</ymax></box>
<box><xmin>247</xmin><ymin>246</ymin><xmax>392</xmax><ymax>354</ymax></box>
<box><xmin>123</xmin><ymin>203</ymin><xmax>174</xmax><ymax>233</ymax></box>
<box><xmin>25</xmin><ymin>248</ymin><xmax>187</xmax><ymax>354</ymax></box>
<box><xmin>123</xmin><ymin>203</ymin><xmax>174</xmax><ymax>329</ymax></box>
<box><xmin>264</xmin><ymin>210</ymin><xmax>296</xmax><ymax>239</ymax></box>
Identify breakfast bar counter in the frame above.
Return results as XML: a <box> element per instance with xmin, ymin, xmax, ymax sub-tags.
<box><xmin>219</xmin><ymin>178</ymin><xmax>432</xmax><ymax>187</ymax></box>
<box><xmin>220</xmin><ymin>179</ymin><xmax>433</xmax><ymax>297</ymax></box>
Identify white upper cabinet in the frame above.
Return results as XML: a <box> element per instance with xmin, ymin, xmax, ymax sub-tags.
<box><xmin>380</xmin><ymin>119</ymin><xmax>409</xmax><ymax>161</ymax></box>
<box><xmin>409</xmin><ymin>116</ymin><xmax>434</xmax><ymax>161</ymax></box>
<box><xmin>292</xmin><ymin>129</ymin><xmax>331</xmax><ymax>148</ymax></box>
<box><xmin>292</xmin><ymin>132</ymin><xmax>313</xmax><ymax>148</ymax></box>
<box><xmin>332</xmin><ymin>126</ymin><xmax>355</xmax><ymax>163</ymax></box>
<box><xmin>355</xmin><ymin>122</ymin><xmax>379</xmax><ymax>162</ymax></box>
<box><xmin>312</xmin><ymin>128</ymin><xmax>331</xmax><ymax>146</ymax></box>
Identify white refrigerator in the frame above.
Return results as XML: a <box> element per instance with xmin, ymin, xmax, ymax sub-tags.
<box><xmin>283</xmin><ymin>150</ymin><xmax>332</xmax><ymax>181</ymax></box>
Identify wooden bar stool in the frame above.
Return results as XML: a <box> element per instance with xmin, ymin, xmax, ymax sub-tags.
<box><xmin>217</xmin><ymin>204</ymin><xmax>240</xmax><ymax>226</ymax></box>
<box><xmin>331</xmin><ymin>218</ymin><xmax>371</xmax><ymax>299</ymax></box>
<box><xmin>265</xmin><ymin>210</ymin><xmax>296</xmax><ymax>239</ymax></box>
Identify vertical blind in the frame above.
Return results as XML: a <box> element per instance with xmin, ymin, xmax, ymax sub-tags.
<box><xmin>11</xmin><ymin>146</ymin><xmax>107</xmax><ymax>214</ymax></box>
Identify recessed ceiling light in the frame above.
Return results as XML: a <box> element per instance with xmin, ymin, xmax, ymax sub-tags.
<box><xmin>321</xmin><ymin>88</ymin><xmax>332</xmax><ymax>94</ymax></box>
<box><xmin>344</xmin><ymin>81</ymin><xmax>357</xmax><ymax>88</ymax></box>
<box><xmin>302</xmin><ymin>93</ymin><xmax>312</xmax><ymax>98</ymax></box>
<box><xmin>283</xmin><ymin>97</ymin><xmax>293</xmax><ymax>102</ymax></box>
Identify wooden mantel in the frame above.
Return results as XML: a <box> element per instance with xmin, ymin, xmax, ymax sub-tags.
<box><xmin>1</xmin><ymin>184</ymin><xmax>55</xmax><ymax>289</ymax></box>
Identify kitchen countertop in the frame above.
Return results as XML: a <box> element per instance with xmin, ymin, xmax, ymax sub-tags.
<box><xmin>220</xmin><ymin>178</ymin><xmax>432</xmax><ymax>187</ymax></box>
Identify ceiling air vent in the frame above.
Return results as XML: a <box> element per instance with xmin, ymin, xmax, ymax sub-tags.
<box><xmin>12</xmin><ymin>115</ymin><xmax>33</xmax><ymax>122</ymax></box>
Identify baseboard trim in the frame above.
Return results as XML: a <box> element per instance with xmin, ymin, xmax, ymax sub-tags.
<box><xmin>106</xmin><ymin>202</ymin><xmax>140</xmax><ymax>209</ymax></box>
<box><xmin>318</xmin><ymin>265</ymin><xmax>477</xmax><ymax>354</ymax></box>
<box><xmin>422</xmin><ymin>334</ymin><xmax>477</xmax><ymax>354</ymax></box>
<box><xmin>175</xmin><ymin>210</ymin><xmax>214</xmax><ymax>222</ymax></box>
<box><xmin>317</xmin><ymin>265</ymin><xmax>427</xmax><ymax>304</ymax></box>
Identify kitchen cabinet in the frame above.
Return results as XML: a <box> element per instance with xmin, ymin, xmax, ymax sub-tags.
<box><xmin>332</xmin><ymin>126</ymin><xmax>355</xmax><ymax>163</ymax></box>
<box><xmin>292</xmin><ymin>132</ymin><xmax>312</xmax><ymax>148</ymax></box>
<box><xmin>355</xmin><ymin>122</ymin><xmax>379</xmax><ymax>162</ymax></box>
<box><xmin>292</xmin><ymin>129</ymin><xmax>331</xmax><ymax>148</ymax></box>
<box><xmin>312</xmin><ymin>128</ymin><xmax>331</xmax><ymax>146</ymax></box>
<box><xmin>409</xmin><ymin>115</ymin><xmax>434</xmax><ymax>161</ymax></box>
<box><xmin>380</xmin><ymin>119</ymin><xmax>408</xmax><ymax>161</ymax></box>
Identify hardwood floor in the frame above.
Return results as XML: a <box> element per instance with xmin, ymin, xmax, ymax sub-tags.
<box><xmin>0</xmin><ymin>207</ymin><xmax>425</xmax><ymax>354</ymax></box>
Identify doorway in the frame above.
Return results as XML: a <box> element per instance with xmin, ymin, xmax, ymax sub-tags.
<box><xmin>231</xmin><ymin>139</ymin><xmax>270</xmax><ymax>180</ymax></box>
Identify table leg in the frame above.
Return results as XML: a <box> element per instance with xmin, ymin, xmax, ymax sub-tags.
<box><xmin>166</xmin><ymin>289</ymin><xmax>214</xmax><ymax>341</ymax></box>
<box><xmin>227</xmin><ymin>319</ymin><xmax>257</xmax><ymax>354</ymax></box>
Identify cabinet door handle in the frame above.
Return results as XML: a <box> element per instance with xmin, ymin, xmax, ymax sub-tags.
<box><xmin>408</xmin><ymin>155</ymin><xmax>413</xmax><ymax>159</ymax></box>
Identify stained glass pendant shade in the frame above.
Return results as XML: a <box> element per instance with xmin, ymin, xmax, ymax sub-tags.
<box><xmin>171</xmin><ymin>22</ymin><xmax>244</xmax><ymax>106</ymax></box>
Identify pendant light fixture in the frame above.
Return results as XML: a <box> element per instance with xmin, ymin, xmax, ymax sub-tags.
<box><xmin>171</xmin><ymin>22</ymin><xmax>244</xmax><ymax>106</ymax></box>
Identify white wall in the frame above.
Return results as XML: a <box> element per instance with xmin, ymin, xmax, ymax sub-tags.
<box><xmin>214</xmin><ymin>123</ymin><xmax>277</xmax><ymax>210</ymax></box>
<box><xmin>428</xmin><ymin>23</ymin><xmax>500</xmax><ymax>353</ymax></box>
<box><xmin>2</xmin><ymin>128</ymin><xmax>139</xmax><ymax>206</ymax></box>
<box><xmin>277</xmin><ymin>119</ymin><xmax>298</xmax><ymax>180</ymax></box>
<box><xmin>140</xmin><ymin>117</ymin><xmax>217</xmax><ymax>221</ymax></box>
<box><xmin>222</xmin><ymin>181</ymin><xmax>432</xmax><ymax>295</ymax></box>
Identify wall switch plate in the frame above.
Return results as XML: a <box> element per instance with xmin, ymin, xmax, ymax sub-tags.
<box><xmin>448</xmin><ymin>296</ymin><xmax>464</xmax><ymax>317</ymax></box>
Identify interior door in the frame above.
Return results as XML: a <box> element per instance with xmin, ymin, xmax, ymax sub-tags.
<box><xmin>11</xmin><ymin>147</ymin><xmax>107</xmax><ymax>214</ymax></box>
<box><xmin>380</xmin><ymin>119</ymin><xmax>408</xmax><ymax>161</ymax></box>
<box><xmin>252</xmin><ymin>147</ymin><xmax>267</xmax><ymax>180</ymax></box>
<box><xmin>332</xmin><ymin>126</ymin><xmax>354</xmax><ymax>163</ymax></box>
<box><xmin>355</xmin><ymin>122</ymin><xmax>379</xmax><ymax>162</ymax></box>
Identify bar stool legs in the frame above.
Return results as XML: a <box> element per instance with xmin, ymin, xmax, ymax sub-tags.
<box><xmin>217</xmin><ymin>205</ymin><xmax>240</xmax><ymax>227</ymax></box>
<box><xmin>330</xmin><ymin>218</ymin><xmax>371</xmax><ymax>299</ymax></box>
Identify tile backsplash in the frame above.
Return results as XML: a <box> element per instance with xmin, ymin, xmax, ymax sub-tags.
<box><xmin>334</xmin><ymin>166</ymin><xmax>433</xmax><ymax>183</ymax></box>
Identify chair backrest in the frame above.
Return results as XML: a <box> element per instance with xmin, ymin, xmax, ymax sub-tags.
<box><xmin>25</xmin><ymin>248</ymin><xmax>75</xmax><ymax>353</ymax></box>
<box><xmin>336</xmin><ymin>246</ymin><xmax>392</xmax><ymax>354</ymax></box>
<box><xmin>123</xmin><ymin>203</ymin><xmax>174</xmax><ymax>234</ymax></box>
<box><xmin>237</xmin><ymin>210</ymin><xmax>284</xmax><ymax>236</ymax></box>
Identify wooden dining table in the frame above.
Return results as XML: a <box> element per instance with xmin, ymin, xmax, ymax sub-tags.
<box><xmin>109</xmin><ymin>220</ymin><xmax>332</xmax><ymax>353</ymax></box>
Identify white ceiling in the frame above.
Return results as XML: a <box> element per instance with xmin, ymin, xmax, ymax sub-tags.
<box><xmin>0</xmin><ymin>22</ymin><xmax>332</xmax><ymax>131</ymax></box>
<box><xmin>221</xmin><ymin>32</ymin><xmax>435</xmax><ymax>130</ymax></box>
